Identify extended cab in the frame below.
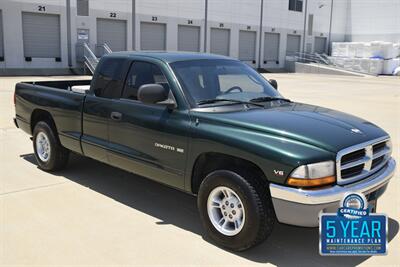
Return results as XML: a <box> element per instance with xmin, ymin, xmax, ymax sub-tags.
<box><xmin>14</xmin><ymin>52</ymin><xmax>396</xmax><ymax>251</ymax></box>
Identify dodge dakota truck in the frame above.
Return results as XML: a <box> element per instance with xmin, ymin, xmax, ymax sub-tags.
<box><xmin>14</xmin><ymin>52</ymin><xmax>396</xmax><ymax>251</ymax></box>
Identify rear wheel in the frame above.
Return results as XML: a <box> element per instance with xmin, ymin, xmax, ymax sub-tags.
<box><xmin>33</xmin><ymin>121</ymin><xmax>69</xmax><ymax>171</ymax></box>
<box><xmin>198</xmin><ymin>170</ymin><xmax>275</xmax><ymax>251</ymax></box>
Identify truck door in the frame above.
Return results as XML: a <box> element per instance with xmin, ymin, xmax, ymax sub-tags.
<box><xmin>81</xmin><ymin>57</ymin><xmax>130</xmax><ymax>163</ymax></box>
<box><xmin>107</xmin><ymin>61</ymin><xmax>190</xmax><ymax>189</ymax></box>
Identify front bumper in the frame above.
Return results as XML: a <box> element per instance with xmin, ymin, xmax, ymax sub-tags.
<box><xmin>270</xmin><ymin>158</ymin><xmax>396</xmax><ymax>227</ymax></box>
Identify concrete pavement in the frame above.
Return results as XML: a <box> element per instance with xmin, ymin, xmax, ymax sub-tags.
<box><xmin>0</xmin><ymin>74</ymin><xmax>399</xmax><ymax>266</ymax></box>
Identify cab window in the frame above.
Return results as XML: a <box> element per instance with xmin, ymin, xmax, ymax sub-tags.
<box><xmin>122</xmin><ymin>61</ymin><xmax>170</xmax><ymax>101</ymax></box>
<box><xmin>92</xmin><ymin>57</ymin><xmax>128</xmax><ymax>98</ymax></box>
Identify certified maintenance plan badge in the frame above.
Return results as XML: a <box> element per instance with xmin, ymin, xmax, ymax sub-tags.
<box><xmin>319</xmin><ymin>192</ymin><xmax>388</xmax><ymax>255</ymax></box>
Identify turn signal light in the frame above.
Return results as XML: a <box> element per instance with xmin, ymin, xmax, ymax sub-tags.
<box><xmin>286</xmin><ymin>176</ymin><xmax>336</xmax><ymax>188</ymax></box>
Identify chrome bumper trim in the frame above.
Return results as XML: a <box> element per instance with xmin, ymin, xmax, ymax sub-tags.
<box><xmin>270</xmin><ymin>158</ymin><xmax>396</xmax><ymax>205</ymax></box>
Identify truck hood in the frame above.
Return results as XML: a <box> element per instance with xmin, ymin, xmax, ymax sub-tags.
<box><xmin>193</xmin><ymin>102</ymin><xmax>388</xmax><ymax>153</ymax></box>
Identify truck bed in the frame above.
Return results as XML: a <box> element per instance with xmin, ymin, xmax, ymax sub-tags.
<box><xmin>22</xmin><ymin>79</ymin><xmax>92</xmax><ymax>93</ymax></box>
<box><xmin>15</xmin><ymin>79</ymin><xmax>91</xmax><ymax>154</ymax></box>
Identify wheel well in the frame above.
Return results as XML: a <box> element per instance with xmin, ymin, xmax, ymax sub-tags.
<box><xmin>191</xmin><ymin>152</ymin><xmax>268</xmax><ymax>194</ymax></box>
<box><xmin>30</xmin><ymin>109</ymin><xmax>58</xmax><ymax>135</ymax></box>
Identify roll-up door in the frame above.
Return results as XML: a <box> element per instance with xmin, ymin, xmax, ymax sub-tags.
<box><xmin>264</xmin><ymin>32</ymin><xmax>280</xmax><ymax>63</ymax></box>
<box><xmin>97</xmin><ymin>18</ymin><xmax>127</xmax><ymax>52</ymax></box>
<box><xmin>140</xmin><ymin>22</ymin><xmax>166</xmax><ymax>51</ymax></box>
<box><xmin>210</xmin><ymin>28</ymin><xmax>230</xmax><ymax>56</ymax></box>
<box><xmin>314</xmin><ymin>36</ymin><xmax>327</xmax><ymax>54</ymax></box>
<box><xmin>286</xmin><ymin>34</ymin><xmax>301</xmax><ymax>56</ymax></box>
<box><xmin>238</xmin><ymin>30</ymin><xmax>256</xmax><ymax>61</ymax></box>
<box><xmin>22</xmin><ymin>12</ymin><xmax>61</xmax><ymax>58</ymax></box>
<box><xmin>178</xmin><ymin>25</ymin><xmax>200</xmax><ymax>52</ymax></box>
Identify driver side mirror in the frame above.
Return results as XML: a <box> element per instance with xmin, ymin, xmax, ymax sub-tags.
<box><xmin>269</xmin><ymin>79</ymin><xmax>278</xmax><ymax>90</ymax></box>
<box><xmin>137</xmin><ymin>84</ymin><xmax>176</xmax><ymax>109</ymax></box>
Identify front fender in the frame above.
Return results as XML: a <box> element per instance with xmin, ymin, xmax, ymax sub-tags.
<box><xmin>185</xmin><ymin>120</ymin><xmax>335</xmax><ymax>191</ymax></box>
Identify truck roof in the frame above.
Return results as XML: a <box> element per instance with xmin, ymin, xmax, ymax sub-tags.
<box><xmin>104</xmin><ymin>51</ymin><xmax>235</xmax><ymax>63</ymax></box>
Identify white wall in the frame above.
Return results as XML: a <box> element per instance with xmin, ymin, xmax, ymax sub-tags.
<box><xmin>0</xmin><ymin>0</ymin><xmax>68</xmax><ymax>69</ymax></box>
<box><xmin>330</xmin><ymin>0</ymin><xmax>347</xmax><ymax>43</ymax></box>
<box><xmin>207</xmin><ymin>0</ymin><xmax>261</xmax><ymax>67</ymax></box>
<box><xmin>345</xmin><ymin>0</ymin><xmax>400</xmax><ymax>42</ymax></box>
<box><xmin>0</xmin><ymin>0</ymin><xmax>397</xmax><ymax>72</ymax></box>
<box><xmin>136</xmin><ymin>0</ymin><xmax>205</xmax><ymax>52</ymax></box>
<box><xmin>73</xmin><ymin>0</ymin><xmax>132</xmax><ymax>66</ymax></box>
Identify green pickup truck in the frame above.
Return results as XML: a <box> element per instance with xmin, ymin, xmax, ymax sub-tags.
<box><xmin>14</xmin><ymin>52</ymin><xmax>396</xmax><ymax>251</ymax></box>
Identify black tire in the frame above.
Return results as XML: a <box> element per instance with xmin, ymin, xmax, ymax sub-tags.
<box><xmin>33</xmin><ymin>121</ymin><xmax>69</xmax><ymax>171</ymax></box>
<box><xmin>197</xmin><ymin>170</ymin><xmax>275</xmax><ymax>251</ymax></box>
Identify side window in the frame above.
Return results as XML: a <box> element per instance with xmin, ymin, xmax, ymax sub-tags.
<box><xmin>92</xmin><ymin>58</ymin><xmax>126</xmax><ymax>98</ymax></box>
<box><xmin>289</xmin><ymin>0</ymin><xmax>303</xmax><ymax>12</ymax></box>
<box><xmin>77</xmin><ymin>0</ymin><xmax>89</xmax><ymax>16</ymax></box>
<box><xmin>122</xmin><ymin>61</ymin><xmax>170</xmax><ymax>101</ymax></box>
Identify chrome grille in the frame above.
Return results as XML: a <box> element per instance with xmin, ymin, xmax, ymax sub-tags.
<box><xmin>336</xmin><ymin>137</ymin><xmax>392</xmax><ymax>185</ymax></box>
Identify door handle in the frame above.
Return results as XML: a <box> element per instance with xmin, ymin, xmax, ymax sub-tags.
<box><xmin>110</xmin><ymin>111</ymin><xmax>122</xmax><ymax>121</ymax></box>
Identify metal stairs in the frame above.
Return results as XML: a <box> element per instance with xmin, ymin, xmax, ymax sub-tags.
<box><xmin>290</xmin><ymin>52</ymin><xmax>372</xmax><ymax>76</ymax></box>
<box><xmin>83</xmin><ymin>43</ymin><xmax>112</xmax><ymax>74</ymax></box>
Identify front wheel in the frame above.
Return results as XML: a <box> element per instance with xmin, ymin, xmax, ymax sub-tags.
<box><xmin>33</xmin><ymin>121</ymin><xmax>69</xmax><ymax>171</ymax></box>
<box><xmin>198</xmin><ymin>170</ymin><xmax>275</xmax><ymax>251</ymax></box>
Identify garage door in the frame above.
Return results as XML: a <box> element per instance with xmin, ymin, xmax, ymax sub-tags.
<box><xmin>97</xmin><ymin>18</ymin><xmax>127</xmax><ymax>52</ymax></box>
<box><xmin>239</xmin><ymin>30</ymin><xmax>256</xmax><ymax>61</ymax></box>
<box><xmin>286</xmin><ymin>34</ymin><xmax>301</xmax><ymax>56</ymax></box>
<box><xmin>22</xmin><ymin>12</ymin><xmax>61</xmax><ymax>58</ymax></box>
<box><xmin>178</xmin><ymin>25</ymin><xmax>200</xmax><ymax>52</ymax></box>
<box><xmin>0</xmin><ymin>10</ymin><xmax>4</xmax><ymax>59</ymax></box>
<box><xmin>210</xmin><ymin>28</ymin><xmax>230</xmax><ymax>56</ymax></box>
<box><xmin>264</xmin><ymin>32</ymin><xmax>280</xmax><ymax>62</ymax></box>
<box><xmin>140</xmin><ymin>22</ymin><xmax>166</xmax><ymax>51</ymax></box>
<box><xmin>314</xmin><ymin>37</ymin><xmax>327</xmax><ymax>54</ymax></box>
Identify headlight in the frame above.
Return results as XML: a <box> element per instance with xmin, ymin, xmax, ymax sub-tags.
<box><xmin>287</xmin><ymin>160</ymin><xmax>336</xmax><ymax>187</ymax></box>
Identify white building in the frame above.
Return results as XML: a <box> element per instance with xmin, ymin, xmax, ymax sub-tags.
<box><xmin>0</xmin><ymin>0</ymin><xmax>398</xmax><ymax>75</ymax></box>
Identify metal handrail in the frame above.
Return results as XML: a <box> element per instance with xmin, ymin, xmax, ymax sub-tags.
<box><xmin>83</xmin><ymin>42</ymin><xmax>98</xmax><ymax>62</ymax></box>
<box><xmin>290</xmin><ymin>51</ymin><xmax>374</xmax><ymax>76</ymax></box>
<box><xmin>82</xmin><ymin>42</ymin><xmax>113</xmax><ymax>74</ymax></box>
<box><xmin>102</xmin><ymin>43</ymin><xmax>112</xmax><ymax>54</ymax></box>
<box><xmin>83</xmin><ymin>56</ymin><xmax>96</xmax><ymax>73</ymax></box>
<box><xmin>83</xmin><ymin>43</ymin><xmax>99</xmax><ymax>74</ymax></box>
<box><xmin>95</xmin><ymin>43</ymin><xmax>113</xmax><ymax>57</ymax></box>
<box><xmin>314</xmin><ymin>53</ymin><xmax>330</xmax><ymax>65</ymax></box>
<box><xmin>292</xmin><ymin>52</ymin><xmax>329</xmax><ymax>65</ymax></box>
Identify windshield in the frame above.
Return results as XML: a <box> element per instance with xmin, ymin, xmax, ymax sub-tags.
<box><xmin>170</xmin><ymin>59</ymin><xmax>282</xmax><ymax>107</ymax></box>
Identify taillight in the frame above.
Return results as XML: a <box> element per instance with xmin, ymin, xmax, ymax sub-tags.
<box><xmin>13</xmin><ymin>92</ymin><xmax>16</xmax><ymax>105</ymax></box>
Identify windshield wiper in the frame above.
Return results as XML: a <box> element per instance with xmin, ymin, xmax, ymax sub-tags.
<box><xmin>197</xmin><ymin>98</ymin><xmax>264</xmax><ymax>107</ymax></box>
<box><xmin>250</xmin><ymin>96</ymin><xmax>291</xmax><ymax>103</ymax></box>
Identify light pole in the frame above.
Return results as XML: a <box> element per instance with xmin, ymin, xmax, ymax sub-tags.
<box><xmin>132</xmin><ymin>0</ymin><xmax>136</xmax><ymax>51</ymax></box>
<box><xmin>204</xmin><ymin>0</ymin><xmax>208</xmax><ymax>52</ymax></box>
<box><xmin>258</xmin><ymin>0</ymin><xmax>264</xmax><ymax>69</ymax></box>
<box><xmin>66</xmin><ymin>0</ymin><xmax>72</xmax><ymax>67</ymax></box>
<box><xmin>302</xmin><ymin>0</ymin><xmax>308</xmax><ymax>59</ymax></box>
<box><xmin>328</xmin><ymin>0</ymin><xmax>334</xmax><ymax>55</ymax></box>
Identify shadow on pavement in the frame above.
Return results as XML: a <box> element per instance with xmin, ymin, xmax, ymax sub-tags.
<box><xmin>21</xmin><ymin>153</ymin><xmax>399</xmax><ymax>266</ymax></box>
